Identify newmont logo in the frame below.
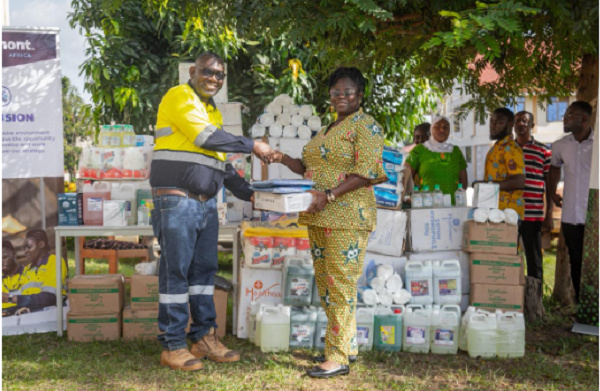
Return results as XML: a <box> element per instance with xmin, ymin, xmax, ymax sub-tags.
<box><xmin>2</xmin><ymin>40</ymin><xmax>35</xmax><ymax>50</ymax></box>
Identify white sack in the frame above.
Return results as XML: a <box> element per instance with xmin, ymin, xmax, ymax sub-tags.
<box><xmin>258</xmin><ymin>113</ymin><xmax>275</xmax><ymax>127</ymax></box>
<box><xmin>297</xmin><ymin>125</ymin><xmax>312</xmax><ymax>140</ymax></box>
<box><xmin>268</xmin><ymin>123</ymin><xmax>283</xmax><ymax>138</ymax></box>
<box><xmin>283</xmin><ymin>125</ymin><xmax>297</xmax><ymax>138</ymax></box>
<box><xmin>299</xmin><ymin>105</ymin><xmax>313</xmax><ymax>119</ymax></box>
<box><xmin>291</xmin><ymin>114</ymin><xmax>305</xmax><ymax>127</ymax></box>
<box><xmin>251</xmin><ymin>124</ymin><xmax>266</xmax><ymax>138</ymax></box>
<box><xmin>385</xmin><ymin>273</ymin><xmax>403</xmax><ymax>294</ymax></box>
<box><xmin>276</xmin><ymin>113</ymin><xmax>292</xmax><ymax>126</ymax></box>
<box><xmin>504</xmin><ymin>208</ymin><xmax>519</xmax><ymax>225</ymax></box>
<box><xmin>392</xmin><ymin>289</ymin><xmax>412</xmax><ymax>305</ymax></box>
<box><xmin>307</xmin><ymin>115</ymin><xmax>322</xmax><ymax>131</ymax></box>
<box><xmin>488</xmin><ymin>208</ymin><xmax>505</xmax><ymax>223</ymax></box>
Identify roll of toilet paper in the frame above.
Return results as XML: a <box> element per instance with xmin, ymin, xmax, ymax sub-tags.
<box><xmin>282</xmin><ymin>104</ymin><xmax>298</xmax><ymax>115</ymax></box>
<box><xmin>504</xmin><ymin>208</ymin><xmax>519</xmax><ymax>225</ymax></box>
<box><xmin>291</xmin><ymin>114</ymin><xmax>304</xmax><ymax>127</ymax></box>
<box><xmin>376</xmin><ymin>264</ymin><xmax>394</xmax><ymax>282</ymax></box>
<box><xmin>369</xmin><ymin>276</ymin><xmax>385</xmax><ymax>294</ymax></box>
<box><xmin>307</xmin><ymin>115</ymin><xmax>322</xmax><ymax>131</ymax></box>
<box><xmin>274</xmin><ymin>94</ymin><xmax>293</xmax><ymax>106</ymax></box>
<box><xmin>250</xmin><ymin>124</ymin><xmax>266</xmax><ymax>138</ymax></box>
<box><xmin>276</xmin><ymin>113</ymin><xmax>292</xmax><ymax>126</ymax></box>
<box><xmin>385</xmin><ymin>273</ymin><xmax>403</xmax><ymax>294</ymax></box>
<box><xmin>362</xmin><ymin>289</ymin><xmax>378</xmax><ymax>306</ymax></box>
<box><xmin>392</xmin><ymin>289</ymin><xmax>412</xmax><ymax>305</ymax></box>
<box><xmin>473</xmin><ymin>208</ymin><xmax>489</xmax><ymax>223</ymax></box>
<box><xmin>488</xmin><ymin>208</ymin><xmax>505</xmax><ymax>223</ymax></box>
<box><xmin>283</xmin><ymin>125</ymin><xmax>298</xmax><ymax>138</ymax></box>
<box><xmin>266</xmin><ymin>102</ymin><xmax>283</xmax><ymax>115</ymax></box>
<box><xmin>258</xmin><ymin>113</ymin><xmax>275</xmax><ymax>127</ymax></box>
<box><xmin>299</xmin><ymin>104</ymin><xmax>313</xmax><ymax>119</ymax></box>
<box><xmin>379</xmin><ymin>291</ymin><xmax>393</xmax><ymax>307</ymax></box>
<box><xmin>268</xmin><ymin>123</ymin><xmax>283</xmax><ymax>138</ymax></box>
<box><xmin>297</xmin><ymin>125</ymin><xmax>312</xmax><ymax>140</ymax></box>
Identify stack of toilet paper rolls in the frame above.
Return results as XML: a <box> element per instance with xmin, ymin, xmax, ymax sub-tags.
<box><xmin>250</xmin><ymin>94</ymin><xmax>321</xmax><ymax>140</ymax></box>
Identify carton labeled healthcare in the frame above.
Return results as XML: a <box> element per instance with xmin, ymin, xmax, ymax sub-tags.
<box><xmin>69</xmin><ymin>274</ymin><xmax>124</xmax><ymax>314</ymax></box>
<box><xmin>470</xmin><ymin>283</ymin><xmax>524</xmax><ymax>313</ymax></box>
<box><xmin>463</xmin><ymin>221</ymin><xmax>518</xmax><ymax>255</ymax></box>
<box><xmin>67</xmin><ymin>312</ymin><xmax>121</xmax><ymax>342</ymax></box>
<box><xmin>130</xmin><ymin>275</ymin><xmax>159</xmax><ymax>311</ymax></box>
<box><xmin>469</xmin><ymin>253</ymin><xmax>524</xmax><ymax>285</ymax></box>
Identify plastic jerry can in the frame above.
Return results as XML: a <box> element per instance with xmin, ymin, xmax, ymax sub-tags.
<box><xmin>356</xmin><ymin>307</ymin><xmax>376</xmax><ymax>351</ymax></box>
<box><xmin>248</xmin><ymin>302</ymin><xmax>263</xmax><ymax>344</ymax></box>
<box><xmin>374</xmin><ymin>306</ymin><xmax>404</xmax><ymax>352</ymax></box>
<box><xmin>260</xmin><ymin>305</ymin><xmax>291</xmax><ymax>353</ymax></box>
<box><xmin>83</xmin><ymin>181</ymin><xmax>111</xmax><ymax>225</ymax></box>
<box><xmin>496</xmin><ymin>312</ymin><xmax>525</xmax><ymax>358</ymax></box>
<box><xmin>404</xmin><ymin>260</ymin><xmax>433</xmax><ymax>305</ymax></box>
<box><xmin>283</xmin><ymin>256</ymin><xmax>314</xmax><ymax>306</ymax></box>
<box><xmin>403</xmin><ymin>307</ymin><xmax>431</xmax><ymax>353</ymax></box>
<box><xmin>110</xmin><ymin>182</ymin><xmax>137</xmax><ymax>225</ymax></box>
<box><xmin>458</xmin><ymin>306</ymin><xmax>476</xmax><ymax>351</ymax></box>
<box><xmin>433</xmin><ymin>260</ymin><xmax>462</xmax><ymax>305</ymax></box>
<box><xmin>314</xmin><ymin>307</ymin><xmax>328</xmax><ymax>350</ymax></box>
<box><xmin>272</xmin><ymin>237</ymin><xmax>297</xmax><ymax>269</ymax></box>
<box><xmin>244</xmin><ymin>237</ymin><xmax>274</xmax><ymax>268</ymax></box>
<box><xmin>311</xmin><ymin>277</ymin><xmax>321</xmax><ymax>307</ymax></box>
<box><xmin>467</xmin><ymin>312</ymin><xmax>497</xmax><ymax>358</ymax></box>
<box><xmin>289</xmin><ymin>306</ymin><xmax>317</xmax><ymax>349</ymax></box>
<box><xmin>254</xmin><ymin>303</ymin><xmax>278</xmax><ymax>347</ymax></box>
<box><xmin>431</xmin><ymin>304</ymin><xmax>460</xmax><ymax>354</ymax></box>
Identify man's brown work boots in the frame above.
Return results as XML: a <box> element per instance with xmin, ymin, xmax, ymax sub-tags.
<box><xmin>190</xmin><ymin>328</ymin><xmax>241</xmax><ymax>363</ymax></box>
<box><xmin>160</xmin><ymin>348</ymin><xmax>204</xmax><ymax>371</ymax></box>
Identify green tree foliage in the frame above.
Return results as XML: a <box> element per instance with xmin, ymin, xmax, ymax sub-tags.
<box><xmin>62</xmin><ymin>76</ymin><xmax>94</xmax><ymax>178</ymax></box>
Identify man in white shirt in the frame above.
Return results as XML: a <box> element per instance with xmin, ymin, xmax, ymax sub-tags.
<box><xmin>548</xmin><ymin>101</ymin><xmax>594</xmax><ymax>302</ymax></box>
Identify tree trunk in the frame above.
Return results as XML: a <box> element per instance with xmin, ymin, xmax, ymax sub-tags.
<box><xmin>552</xmin><ymin>53</ymin><xmax>598</xmax><ymax>304</ymax></box>
<box><xmin>524</xmin><ymin>276</ymin><xmax>545</xmax><ymax>323</ymax></box>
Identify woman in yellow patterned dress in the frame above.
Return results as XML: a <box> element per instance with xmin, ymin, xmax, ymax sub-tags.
<box><xmin>271</xmin><ymin>67</ymin><xmax>387</xmax><ymax>379</ymax></box>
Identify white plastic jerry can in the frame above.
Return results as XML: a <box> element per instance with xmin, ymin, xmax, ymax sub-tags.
<box><xmin>467</xmin><ymin>312</ymin><xmax>498</xmax><ymax>358</ymax></box>
<box><xmin>289</xmin><ymin>306</ymin><xmax>317</xmax><ymax>349</ymax></box>
<box><xmin>356</xmin><ymin>307</ymin><xmax>376</xmax><ymax>351</ymax></box>
<box><xmin>283</xmin><ymin>256</ymin><xmax>315</xmax><ymax>306</ymax></box>
<box><xmin>404</xmin><ymin>260</ymin><xmax>433</xmax><ymax>305</ymax></box>
<box><xmin>430</xmin><ymin>304</ymin><xmax>460</xmax><ymax>355</ymax></box>
<box><xmin>433</xmin><ymin>260</ymin><xmax>462</xmax><ymax>305</ymax></box>
<box><xmin>260</xmin><ymin>305</ymin><xmax>291</xmax><ymax>353</ymax></box>
<box><xmin>254</xmin><ymin>303</ymin><xmax>278</xmax><ymax>347</ymax></box>
<box><xmin>496</xmin><ymin>312</ymin><xmax>525</xmax><ymax>358</ymax></box>
<box><xmin>403</xmin><ymin>308</ymin><xmax>431</xmax><ymax>353</ymax></box>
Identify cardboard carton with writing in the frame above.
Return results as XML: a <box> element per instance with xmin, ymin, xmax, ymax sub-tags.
<box><xmin>69</xmin><ymin>274</ymin><xmax>124</xmax><ymax>314</ymax></box>
<box><xmin>67</xmin><ymin>312</ymin><xmax>121</xmax><ymax>342</ymax></box>
<box><xmin>469</xmin><ymin>252</ymin><xmax>524</xmax><ymax>286</ymax></box>
<box><xmin>470</xmin><ymin>283</ymin><xmax>524</xmax><ymax>313</ymax></box>
<box><xmin>463</xmin><ymin>221</ymin><xmax>518</xmax><ymax>255</ymax></box>
<box><xmin>130</xmin><ymin>274</ymin><xmax>159</xmax><ymax>311</ymax></box>
<box><xmin>122</xmin><ymin>307</ymin><xmax>159</xmax><ymax>340</ymax></box>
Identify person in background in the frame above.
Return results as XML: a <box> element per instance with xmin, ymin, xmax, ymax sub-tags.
<box><xmin>413</xmin><ymin>122</ymin><xmax>431</xmax><ymax>145</ymax></box>
<box><xmin>404</xmin><ymin>116</ymin><xmax>468</xmax><ymax>202</ymax></box>
<box><xmin>150</xmin><ymin>51</ymin><xmax>273</xmax><ymax>371</ymax></box>
<box><xmin>476</xmin><ymin>108</ymin><xmax>525</xmax><ymax>217</ymax></box>
<box><xmin>514</xmin><ymin>111</ymin><xmax>553</xmax><ymax>282</ymax></box>
<box><xmin>2</xmin><ymin>240</ymin><xmax>25</xmax><ymax>316</ymax></box>
<box><xmin>3</xmin><ymin>230</ymin><xmax>68</xmax><ymax>313</ymax></box>
<box><xmin>548</xmin><ymin>101</ymin><xmax>594</xmax><ymax>302</ymax></box>
<box><xmin>271</xmin><ymin>67</ymin><xmax>387</xmax><ymax>379</ymax></box>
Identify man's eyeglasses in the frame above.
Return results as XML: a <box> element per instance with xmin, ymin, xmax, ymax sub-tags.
<box><xmin>198</xmin><ymin>67</ymin><xmax>226</xmax><ymax>81</ymax></box>
<box><xmin>563</xmin><ymin>113</ymin><xmax>584</xmax><ymax>120</ymax></box>
<box><xmin>329</xmin><ymin>89</ymin><xmax>356</xmax><ymax>98</ymax></box>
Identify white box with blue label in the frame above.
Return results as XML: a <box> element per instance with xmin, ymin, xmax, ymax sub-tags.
<box><xmin>408</xmin><ymin>207</ymin><xmax>470</xmax><ymax>252</ymax></box>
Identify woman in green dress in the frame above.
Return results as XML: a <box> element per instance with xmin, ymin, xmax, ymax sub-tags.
<box><xmin>404</xmin><ymin>116</ymin><xmax>468</xmax><ymax>200</ymax></box>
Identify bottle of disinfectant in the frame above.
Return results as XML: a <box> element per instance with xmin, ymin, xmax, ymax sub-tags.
<box><xmin>283</xmin><ymin>256</ymin><xmax>314</xmax><ymax>306</ymax></box>
<box><xmin>467</xmin><ymin>311</ymin><xmax>497</xmax><ymax>358</ymax></box>
<box><xmin>314</xmin><ymin>307</ymin><xmax>328</xmax><ymax>350</ymax></box>
<box><xmin>374</xmin><ymin>305</ymin><xmax>404</xmax><ymax>352</ymax></box>
<box><xmin>430</xmin><ymin>304</ymin><xmax>460</xmax><ymax>355</ymax></box>
<box><xmin>289</xmin><ymin>306</ymin><xmax>317</xmax><ymax>349</ymax></box>
<box><xmin>260</xmin><ymin>305</ymin><xmax>291</xmax><ymax>353</ymax></box>
<box><xmin>355</xmin><ymin>307</ymin><xmax>376</xmax><ymax>351</ymax></box>
<box><xmin>404</xmin><ymin>260</ymin><xmax>433</xmax><ymax>305</ymax></box>
<box><xmin>496</xmin><ymin>312</ymin><xmax>525</xmax><ymax>358</ymax></box>
<box><xmin>433</xmin><ymin>260</ymin><xmax>462</xmax><ymax>305</ymax></box>
<box><xmin>403</xmin><ymin>307</ymin><xmax>431</xmax><ymax>353</ymax></box>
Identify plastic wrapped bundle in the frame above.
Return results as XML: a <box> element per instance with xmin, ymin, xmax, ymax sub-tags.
<box><xmin>376</xmin><ymin>264</ymin><xmax>394</xmax><ymax>282</ymax></box>
<box><xmin>299</xmin><ymin>105</ymin><xmax>313</xmax><ymax>119</ymax></box>
<box><xmin>392</xmin><ymin>289</ymin><xmax>411</xmax><ymax>305</ymax></box>
<box><xmin>504</xmin><ymin>208</ymin><xmax>519</xmax><ymax>225</ymax></box>
<box><xmin>123</xmin><ymin>148</ymin><xmax>146</xmax><ymax>170</ymax></box>
<box><xmin>379</xmin><ymin>291</ymin><xmax>393</xmax><ymax>307</ymax></box>
<box><xmin>282</xmin><ymin>105</ymin><xmax>297</xmax><ymax>115</ymax></box>
<box><xmin>488</xmin><ymin>208</ymin><xmax>505</xmax><ymax>223</ymax></box>
<box><xmin>369</xmin><ymin>276</ymin><xmax>385</xmax><ymax>294</ymax></box>
<box><xmin>362</xmin><ymin>289</ymin><xmax>378</xmax><ymax>306</ymax></box>
<box><xmin>258</xmin><ymin>113</ymin><xmax>275</xmax><ymax>127</ymax></box>
<box><xmin>276</xmin><ymin>113</ymin><xmax>292</xmax><ymax>126</ymax></box>
<box><xmin>297</xmin><ymin>125</ymin><xmax>312</xmax><ymax>140</ymax></box>
<box><xmin>291</xmin><ymin>114</ymin><xmax>304</xmax><ymax>127</ymax></box>
<box><xmin>275</xmin><ymin>94</ymin><xmax>294</xmax><ymax>106</ymax></box>
<box><xmin>283</xmin><ymin>125</ymin><xmax>298</xmax><ymax>138</ymax></box>
<box><xmin>268</xmin><ymin>122</ymin><xmax>283</xmax><ymax>138</ymax></box>
<box><xmin>472</xmin><ymin>208</ymin><xmax>489</xmax><ymax>223</ymax></box>
<box><xmin>307</xmin><ymin>116</ymin><xmax>321</xmax><ymax>131</ymax></box>
<box><xmin>266</xmin><ymin>102</ymin><xmax>283</xmax><ymax>115</ymax></box>
<box><xmin>385</xmin><ymin>273</ymin><xmax>403</xmax><ymax>294</ymax></box>
<box><xmin>251</xmin><ymin>123</ymin><xmax>266</xmax><ymax>138</ymax></box>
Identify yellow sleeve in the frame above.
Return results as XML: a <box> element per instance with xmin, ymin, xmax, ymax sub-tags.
<box><xmin>39</xmin><ymin>255</ymin><xmax>68</xmax><ymax>296</ymax></box>
<box><xmin>506</xmin><ymin>143</ymin><xmax>526</xmax><ymax>177</ymax></box>
<box><xmin>348</xmin><ymin>117</ymin><xmax>388</xmax><ymax>185</ymax></box>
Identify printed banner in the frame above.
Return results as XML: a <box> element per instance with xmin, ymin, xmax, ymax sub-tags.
<box><xmin>2</xmin><ymin>28</ymin><xmax>64</xmax><ymax>179</ymax></box>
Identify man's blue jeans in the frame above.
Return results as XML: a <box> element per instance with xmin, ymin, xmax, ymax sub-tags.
<box><xmin>151</xmin><ymin>193</ymin><xmax>219</xmax><ymax>351</ymax></box>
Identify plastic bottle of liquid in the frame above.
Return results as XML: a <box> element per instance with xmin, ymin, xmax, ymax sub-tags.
<box><xmin>374</xmin><ymin>306</ymin><xmax>404</xmax><ymax>352</ymax></box>
<box><xmin>111</xmin><ymin>124</ymin><xmax>123</xmax><ymax>147</ymax></box>
<box><xmin>422</xmin><ymin>185</ymin><xmax>433</xmax><ymax>208</ymax></box>
<box><xmin>432</xmin><ymin>184</ymin><xmax>443</xmax><ymax>207</ymax></box>
<box><xmin>431</xmin><ymin>305</ymin><xmax>460</xmax><ymax>355</ymax></box>
<box><xmin>314</xmin><ymin>307</ymin><xmax>328</xmax><ymax>350</ymax></box>
<box><xmin>412</xmin><ymin>186</ymin><xmax>423</xmax><ymax>209</ymax></box>
<box><xmin>137</xmin><ymin>200</ymin><xmax>150</xmax><ymax>226</ymax></box>
<box><xmin>289</xmin><ymin>306</ymin><xmax>317</xmax><ymax>349</ymax></box>
<box><xmin>404</xmin><ymin>260</ymin><xmax>434</xmax><ymax>305</ymax></box>
<box><xmin>311</xmin><ymin>277</ymin><xmax>321</xmax><ymax>307</ymax></box>
<box><xmin>496</xmin><ymin>312</ymin><xmax>525</xmax><ymax>358</ymax></box>
<box><xmin>458</xmin><ymin>306</ymin><xmax>476</xmax><ymax>351</ymax></box>
<box><xmin>403</xmin><ymin>307</ymin><xmax>431</xmax><ymax>353</ymax></box>
<box><xmin>82</xmin><ymin>181</ymin><xmax>111</xmax><ymax>225</ymax></box>
<box><xmin>121</xmin><ymin>124</ymin><xmax>135</xmax><ymax>147</ymax></box>
<box><xmin>248</xmin><ymin>302</ymin><xmax>260</xmax><ymax>344</ymax></box>
<box><xmin>467</xmin><ymin>311</ymin><xmax>497</xmax><ymax>358</ymax></box>
<box><xmin>433</xmin><ymin>260</ymin><xmax>462</xmax><ymax>305</ymax></box>
<box><xmin>98</xmin><ymin>125</ymin><xmax>113</xmax><ymax>148</ymax></box>
<box><xmin>454</xmin><ymin>183</ymin><xmax>466</xmax><ymax>207</ymax></box>
<box><xmin>356</xmin><ymin>307</ymin><xmax>376</xmax><ymax>351</ymax></box>
<box><xmin>283</xmin><ymin>256</ymin><xmax>314</xmax><ymax>306</ymax></box>
<box><xmin>260</xmin><ymin>305</ymin><xmax>291</xmax><ymax>353</ymax></box>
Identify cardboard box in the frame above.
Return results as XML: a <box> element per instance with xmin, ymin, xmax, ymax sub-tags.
<box><xmin>463</xmin><ymin>221</ymin><xmax>518</xmax><ymax>255</ymax></box>
<box><xmin>67</xmin><ymin>312</ymin><xmax>121</xmax><ymax>342</ymax></box>
<box><xmin>58</xmin><ymin>193</ymin><xmax>83</xmax><ymax>226</ymax></box>
<box><xmin>409</xmin><ymin>207</ymin><xmax>471</xmax><ymax>252</ymax></box>
<box><xmin>122</xmin><ymin>307</ymin><xmax>158</xmax><ymax>340</ymax></box>
<box><xmin>213</xmin><ymin>288</ymin><xmax>228</xmax><ymax>338</ymax></box>
<box><xmin>469</xmin><ymin>253</ymin><xmax>524</xmax><ymax>285</ymax></box>
<box><xmin>407</xmin><ymin>250</ymin><xmax>470</xmax><ymax>294</ymax></box>
<box><xmin>367</xmin><ymin>209</ymin><xmax>407</xmax><ymax>257</ymax></box>
<box><xmin>69</xmin><ymin>274</ymin><xmax>124</xmax><ymax>314</ymax></box>
<box><xmin>237</xmin><ymin>267</ymin><xmax>283</xmax><ymax>338</ymax></box>
<box><xmin>254</xmin><ymin>192</ymin><xmax>312</xmax><ymax>213</ymax></box>
<box><xmin>473</xmin><ymin>183</ymin><xmax>499</xmax><ymax>208</ymax></box>
<box><xmin>130</xmin><ymin>275</ymin><xmax>159</xmax><ymax>311</ymax></box>
<box><xmin>470</xmin><ymin>283</ymin><xmax>524</xmax><ymax>313</ymax></box>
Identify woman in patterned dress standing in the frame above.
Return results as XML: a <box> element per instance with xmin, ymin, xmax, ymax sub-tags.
<box><xmin>271</xmin><ymin>67</ymin><xmax>387</xmax><ymax>379</ymax></box>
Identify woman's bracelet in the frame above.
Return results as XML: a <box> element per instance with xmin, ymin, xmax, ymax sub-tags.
<box><xmin>325</xmin><ymin>189</ymin><xmax>336</xmax><ymax>203</ymax></box>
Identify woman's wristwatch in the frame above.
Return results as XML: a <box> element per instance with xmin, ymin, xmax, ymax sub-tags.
<box><xmin>325</xmin><ymin>189</ymin><xmax>336</xmax><ymax>203</ymax></box>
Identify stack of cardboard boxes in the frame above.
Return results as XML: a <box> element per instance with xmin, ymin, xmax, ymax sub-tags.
<box><xmin>67</xmin><ymin>274</ymin><xmax>124</xmax><ymax>342</ymax></box>
<box><xmin>123</xmin><ymin>274</ymin><xmax>160</xmax><ymax>340</ymax></box>
<box><xmin>464</xmin><ymin>220</ymin><xmax>525</xmax><ymax>312</ymax></box>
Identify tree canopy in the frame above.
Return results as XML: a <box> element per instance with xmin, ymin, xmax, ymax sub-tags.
<box><xmin>62</xmin><ymin>76</ymin><xmax>94</xmax><ymax>179</ymax></box>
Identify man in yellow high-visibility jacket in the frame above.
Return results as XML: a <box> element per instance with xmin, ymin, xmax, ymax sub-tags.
<box><xmin>2</xmin><ymin>240</ymin><xmax>25</xmax><ymax>315</ymax></box>
<box><xmin>150</xmin><ymin>51</ymin><xmax>273</xmax><ymax>371</ymax></box>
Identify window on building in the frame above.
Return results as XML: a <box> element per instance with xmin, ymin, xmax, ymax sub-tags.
<box><xmin>465</xmin><ymin>146</ymin><xmax>472</xmax><ymax>163</ymax></box>
<box><xmin>547</xmin><ymin>97</ymin><xmax>569</xmax><ymax>122</ymax></box>
<box><xmin>505</xmin><ymin>96</ymin><xmax>525</xmax><ymax>113</ymax></box>
<box><xmin>453</xmin><ymin>107</ymin><xmax>462</xmax><ymax>133</ymax></box>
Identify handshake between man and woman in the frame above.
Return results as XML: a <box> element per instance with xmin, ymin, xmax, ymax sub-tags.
<box><xmin>251</xmin><ymin>140</ymin><xmax>285</xmax><ymax>165</ymax></box>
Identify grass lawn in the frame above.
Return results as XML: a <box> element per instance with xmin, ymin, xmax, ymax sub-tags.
<box><xmin>2</xmin><ymin>246</ymin><xmax>598</xmax><ymax>390</ymax></box>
